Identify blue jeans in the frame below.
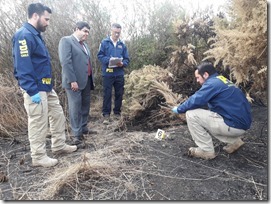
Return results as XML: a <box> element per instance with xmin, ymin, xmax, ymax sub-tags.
<box><xmin>102</xmin><ymin>75</ymin><xmax>124</xmax><ymax>116</ymax></box>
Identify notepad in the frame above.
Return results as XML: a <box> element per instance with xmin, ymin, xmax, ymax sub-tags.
<box><xmin>108</xmin><ymin>57</ymin><xmax>123</xmax><ymax>68</ymax></box>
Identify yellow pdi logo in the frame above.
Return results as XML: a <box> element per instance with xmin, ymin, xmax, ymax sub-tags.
<box><xmin>216</xmin><ymin>75</ymin><xmax>235</xmax><ymax>86</ymax></box>
<box><xmin>42</xmin><ymin>78</ymin><xmax>51</xmax><ymax>84</ymax></box>
<box><xmin>19</xmin><ymin>39</ymin><xmax>29</xmax><ymax>57</ymax></box>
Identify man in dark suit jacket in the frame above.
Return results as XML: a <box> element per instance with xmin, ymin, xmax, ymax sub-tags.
<box><xmin>58</xmin><ymin>21</ymin><xmax>96</xmax><ymax>145</ymax></box>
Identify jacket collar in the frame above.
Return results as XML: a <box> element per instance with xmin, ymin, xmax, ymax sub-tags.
<box><xmin>23</xmin><ymin>22</ymin><xmax>40</xmax><ymax>36</ymax></box>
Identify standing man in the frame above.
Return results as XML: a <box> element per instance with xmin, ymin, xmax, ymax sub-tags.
<box><xmin>97</xmin><ymin>23</ymin><xmax>130</xmax><ymax>125</ymax></box>
<box><xmin>172</xmin><ymin>62</ymin><xmax>252</xmax><ymax>160</ymax></box>
<box><xmin>12</xmin><ymin>3</ymin><xmax>77</xmax><ymax>168</ymax></box>
<box><xmin>58</xmin><ymin>21</ymin><xmax>96</xmax><ymax>145</ymax></box>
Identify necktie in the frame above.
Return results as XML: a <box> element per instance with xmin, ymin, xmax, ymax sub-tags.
<box><xmin>79</xmin><ymin>41</ymin><xmax>92</xmax><ymax>76</ymax></box>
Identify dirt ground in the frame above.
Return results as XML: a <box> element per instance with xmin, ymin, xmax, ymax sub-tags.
<box><xmin>0</xmin><ymin>104</ymin><xmax>268</xmax><ymax>200</ymax></box>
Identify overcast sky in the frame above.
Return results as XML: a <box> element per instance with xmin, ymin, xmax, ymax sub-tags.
<box><xmin>99</xmin><ymin>0</ymin><xmax>228</xmax><ymax>39</ymax></box>
<box><xmin>106</xmin><ymin>0</ymin><xmax>228</xmax><ymax>25</ymax></box>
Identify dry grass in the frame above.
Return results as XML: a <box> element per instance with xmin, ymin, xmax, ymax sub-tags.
<box><xmin>204</xmin><ymin>0</ymin><xmax>267</xmax><ymax>102</ymax></box>
<box><xmin>40</xmin><ymin>153</ymin><xmax>120</xmax><ymax>200</ymax></box>
<box><xmin>121</xmin><ymin>65</ymin><xmax>187</xmax><ymax>130</ymax></box>
<box><xmin>0</xmin><ymin>77</ymin><xmax>27</xmax><ymax>137</ymax></box>
<box><xmin>18</xmin><ymin>130</ymin><xmax>148</xmax><ymax>200</ymax></box>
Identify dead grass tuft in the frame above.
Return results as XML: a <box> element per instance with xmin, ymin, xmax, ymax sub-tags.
<box><xmin>33</xmin><ymin>132</ymin><xmax>147</xmax><ymax>200</ymax></box>
<box><xmin>121</xmin><ymin>65</ymin><xmax>187</xmax><ymax>131</ymax></box>
<box><xmin>0</xmin><ymin>78</ymin><xmax>27</xmax><ymax>137</ymax></box>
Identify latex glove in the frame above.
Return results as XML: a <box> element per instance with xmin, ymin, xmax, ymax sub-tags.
<box><xmin>31</xmin><ymin>93</ymin><xmax>41</xmax><ymax>104</ymax></box>
<box><xmin>172</xmin><ymin>106</ymin><xmax>179</xmax><ymax>114</ymax></box>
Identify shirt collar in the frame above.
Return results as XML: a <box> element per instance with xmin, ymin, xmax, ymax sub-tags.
<box><xmin>110</xmin><ymin>36</ymin><xmax>119</xmax><ymax>43</ymax></box>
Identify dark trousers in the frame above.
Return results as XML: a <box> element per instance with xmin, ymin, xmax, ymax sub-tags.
<box><xmin>65</xmin><ymin>76</ymin><xmax>92</xmax><ymax>137</ymax></box>
<box><xmin>102</xmin><ymin>75</ymin><xmax>124</xmax><ymax>116</ymax></box>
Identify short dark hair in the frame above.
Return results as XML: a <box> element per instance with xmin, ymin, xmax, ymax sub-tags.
<box><xmin>28</xmin><ymin>3</ymin><xmax>52</xmax><ymax>19</ymax></box>
<box><xmin>74</xmin><ymin>21</ymin><xmax>90</xmax><ymax>31</ymax></box>
<box><xmin>197</xmin><ymin>62</ymin><xmax>217</xmax><ymax>76</ymax></box>
<box><xmin>111</xmin><ymin>23</ymin><xmax>122</xmax><ymax>29</ymax></box>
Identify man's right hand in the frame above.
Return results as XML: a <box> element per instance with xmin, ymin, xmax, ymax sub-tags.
<box><xmin>31</xmin><ymin>93</ymin><xmax>41</xmax><ymax>104</ymax></box>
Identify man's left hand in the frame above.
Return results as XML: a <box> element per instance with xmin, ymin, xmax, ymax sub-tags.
<box><xmin>117</xmin><ymin>61</ymin><xmax>123</xmax><ymax>67</ymax></box>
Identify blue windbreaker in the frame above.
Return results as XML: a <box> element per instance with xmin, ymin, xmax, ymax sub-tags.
<box><xmin>97</xmin><ymin>37</ymin><xmax>130</xmax><ymax>76</ymax></box>
<box><xmin>177</xmin><ymin>73</ymin><xmax>252</xmax><ymax>130</ymax></box>
<box><xmin>12</xmin><ymin>23</ymin><xmax>53</xmax><ymax>96</ymax></box>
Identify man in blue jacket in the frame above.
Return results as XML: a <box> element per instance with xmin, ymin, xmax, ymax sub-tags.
<box><xmin>97</xmin><ymin>23</ymin><xmax>130</xmax><ymax>124</ymax></box>
<box><xmin>12</xmin><ymin>3</ymin><xmax>77</xmax><ymax>167</ymax></box>
<box><xmin>172</xmin><ymin>62</ymin><xmax>252</xmax><ymax>160</ymax></box>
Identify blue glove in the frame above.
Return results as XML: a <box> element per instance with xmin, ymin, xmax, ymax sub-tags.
<box><xmin>31</xmin><ymin>93</ymin><xmax>41</xmax><ymax>104</ymax></box>
<box><xmin>172</xmin><ymin>106</ymin><xmax>179</xmax><ymax>114</ymax></box>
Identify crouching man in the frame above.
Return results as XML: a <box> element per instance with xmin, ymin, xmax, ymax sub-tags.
<box><xmin>172</xmin><ymin>62</ymin><xmax>252</xmax><ymax>160</ymax></box>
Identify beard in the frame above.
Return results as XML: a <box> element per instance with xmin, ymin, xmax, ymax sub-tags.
<box><xmin>36</xmin><ymin>19</ymin><xmax>47</xmax><ymax>32</ymax></box>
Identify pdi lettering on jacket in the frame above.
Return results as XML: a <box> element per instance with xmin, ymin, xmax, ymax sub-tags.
<box><xmin>216</xmin><ymin>75</ymin><xmax>235</xmax><ymax>87</ymax></box>
<box><xmin>19</xmin><ymin>39</ymin><xmax>29</xmax><ymax>57</ymax></box>
<box><xmin>42</xmin><ymin>78</ymin><xmax>52</xmax><ymax>84</ymax></box>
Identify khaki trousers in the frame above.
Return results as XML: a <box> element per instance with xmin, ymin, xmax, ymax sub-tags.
<box><xmin>186</xmin><ymin>109</ymin><xmax>246</xmax><ymax>152</ymax></box>
<box><xmin>23</xmin><ymin>90</ymin><xmax>66</xmax><ymax>160</ymax></box>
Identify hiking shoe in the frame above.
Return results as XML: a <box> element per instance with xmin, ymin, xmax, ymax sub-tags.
<box><xmin>103</xmin><ymin>115</ymin><xmax>110</xmax><ymax>125</ymax></box>
<box><xmin>223</xmin><ymin>138</ymin><xmax>244</xmax><ymax>154</ymax></box>
<box><xmin>82</xmin><ymin>128</ymin><xmax>98</xmax><ymax>134</ymax></box>
<box><xmin>32</xmin><ymin>156</ymin><xmax>58</xmax><ymax>167</ymax></box>
<box><xmin>113</xmin><ymin>114</ymin><xmax>121</xmax><ymax>120</ymax></box>
<box><xmin>71</xmin><ymin>136</ymin><xmax>83</xmax><ymax>145</ymax></box>
<box><xmin>188</xmin><ymin>147</ymin><xmax>216</xmax><ymax>160</ymax></box>
<box><xmin>52</xmin><ymin>144</ymin><xmax>77</xmax><ymax>154</ymax></box>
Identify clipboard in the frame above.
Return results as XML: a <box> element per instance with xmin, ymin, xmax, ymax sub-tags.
<box><xmin>108</xmin><ymin>57</ymin><xmax>123</xmax><ymax>68</ymax></box>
